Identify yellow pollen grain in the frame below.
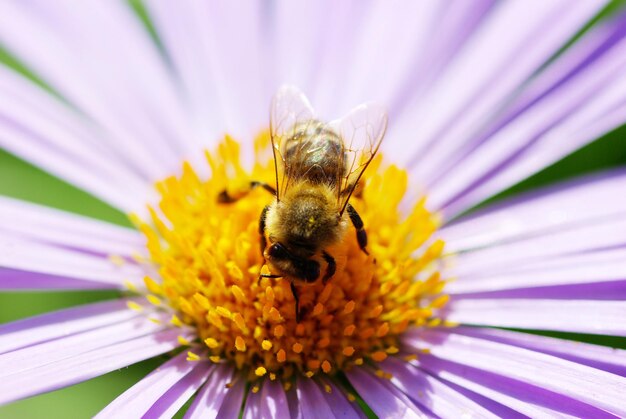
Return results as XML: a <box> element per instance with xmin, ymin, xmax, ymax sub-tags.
<box><xmin>126</xmin><ymin>301</ymin><xmax>143</xmax><ymax>312</ymax></box>
<box><xmin>312</xmin><ymin>303</ymin><xmax>324</xmax><ymax>316</ymax></box>
<box><xmin>148</xmin><ymin>317</ymin><xmax>161</xmax><ymax>324</ymax></box>
<box><xmin>108</xmin><ymin>254</ymin><xmax>125</xmax><ymax>266</ymax></box>
<box><xmin>284</xmin><ymin>382</ymin><xmax>292</xmax><ymax>391</ymax></box>
<box><xmin>144</xmin><ymin>277</ymin><xmax>163</xmax><ymax>295</ymax></box>
<box><xmin>343</xmin><ymin>324</ymin><xmax>356</xmax><ymax>336</ymax></box>
<box><xmin>371</xmin><ymin>351</ymin><xmax>388</xmax><ymax>362</ymax></box>
<box><xmin>324</xmin><ymin>384</ymin><xmax>332</xmax><ymax>394</ymax></box>
<box><xmin>170</xmin><ymin>315</ymin><xmax>183</xmax><ymax>327</ymax></box>
<box><xmin>252</xmin><ymin>385</ymin><xmax>260</xmax><ymax>394</ymax></box>
<box><xmin>235</xmin><ymin>336</ymin><xmax>246</xmax><ymax>352</ymax></box>
<box><xmin>321</xmin><ymin>360</ymin><xmax>331</xmax><ymax>373</ymax></box>
<box><xmin>186</xmin><ymin>351</ymin><xmax>200</xmax><ymax>361</ymax></box>
<box><xmin>216</xmin><ymin>306</ymin><xmax>232</xmax><ymax>319</ymax></box>
<box><xmin>348</xmin><ymin>393</ymin><xmax>356</xmax><ymax>402</ymax></box>
<box><xmin>305</xmin><ymin>371</ymin><xmax>314</xmax><ymax>378</ymax></box>
<box><xmin>274</xmin><ymin>325</ymin><xmax>285</xmax><ymax>338</ymax></box>
<box><xmin>205</xmin><ymin>338</ymin><xmax>219</xmax><ymax>348</ymax></box>
<box><xmin>136</xmin><ymin>135</ymin><xmax>448</xmax><ymax>384</ymax></box>
<box><xmin>146</xmin><ymin>294</ymin><xmax>161</xmax><ymax>306</ymax></box>
<box><xmin>376</xmin><ymin>322</ymin><xmax>390</xmax><ymax>337</ymax></box>
<box><xmin>124</xmin><ymin>280</ymin><xmax>138</xmax><ymax>292</ymax></box>
<box><xmin>404</xmin><ymin>354</ymin><xmax>418</xmax><ymax>361</ymax></box>
<box><xmin>370</xmin><ymin>304</ymin><xmax>384</xmax><ymax>317</ymax></box>
<box><xmin>233</xmin><ymin>313</ymin><xmax>247</xmax><ymax>332</ymax></box>
<box><xmin>231</xmin><ymin>285</ymin><xmax>246</xmax><ymax>303</ymax></box>
<box><xmin>343</xmin><ymin>300</ymin><xmax>356</xmax><ymax>314</ymax></box>
<box><xmin>178</xmin><ymin>336</ymin><xmax>190</xmax><ymax>346</ymax></box>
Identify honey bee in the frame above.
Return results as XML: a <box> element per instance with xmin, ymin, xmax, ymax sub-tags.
<box><xmin>218</xmin><ymin>85</ymin><xmax>387</xmax><ymax>320</ymax></box>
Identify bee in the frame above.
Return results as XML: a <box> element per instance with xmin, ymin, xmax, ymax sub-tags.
<box><xmin>218</xmin><ymin>85</ymin><xmax>387</xmax><ymax>320</ymax></box>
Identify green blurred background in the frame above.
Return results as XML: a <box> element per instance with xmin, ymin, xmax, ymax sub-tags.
<box><xmin>1</xmin><ymin>1</ymin><xmax>626</xmax><ymax>417</ymax></box>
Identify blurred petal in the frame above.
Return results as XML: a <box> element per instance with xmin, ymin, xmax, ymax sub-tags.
<box><xmin>404</xmin><ymin>329</ymin><xmax>626</xmax><ymax>417</ymax></box>
<box><xmin>346</xmin><ymin>367</ymin><xmax>426</xmax><ymax>418</ymax></box>
<box><xmin>260</xmin><ymin>379</ymin><xmax>290</xmax><ymax>419</ymax></box>
<box><xmin>0</xmin><ymin>1</ymin><xmax>196</xmax><ymax>181</ymax></box>
<box><xmin>295</xmin><ymin>376</ymin><xmax>336</xmax><ymax>419</ymax></box>
<box><xmin>212</xmin><ymin>374</ymin><xmax>246</xmax><ymax>419</ymax></box>
<box><xmin>242</xmin><ymin>382</ymin><xmax>262</xmax><ymax>419</ymax></box>
<box><xmin>454</xmin><ymin>327</ymin><xmax>626</xmax><ymax>377</ymax></box>
<box><xmin>417</xmin><ymin>353</ymin><xmax>612</xmax><ymax>418</ymax></box>
<box><xmin>441</xmin><ymin>169</ymin><xmax>626</xmax><ymax>251</ymax></box>
<box><xmin>444</xmin><ymin>299</ymin><xmax>626</xmax><ymax>335</ymax></box>
<box><xmin>0</xmin><ymin>313</ymin><xmax>166</xmax><ymax>380</ymax></box>
<box><xmin>0</xmin><ymin>328</ymin><xmax>187</xmax><ymax>405</ymax></box>
<box><xmin>97</xmin><ymin>351</ymin><xmax>211</xmax><ymax>418</ymax></box>
<box><xmin>0</xmin><ymin>196</ymin><xmax>144</xmax><ymax>256</ymax></box>
<box><xmin>318</xmin><ymin>379</ymin><xmax>363</xmax><ymax>419</ymax></box>
<box><xmin>381</xmin><ymin>356</ymin><xmax>499</xmax><ymax>418</ymax></box>
<box><xmin>391</xmin><ymin>0</ymin><xmax>605</xmax><ymax>170</ymax></box>
<box><xmin>0</xmin><ymin>298</ymin><xmax>144</xmax><ymax>354</ymax></box>
<box><xmin>184</xmin><ymin>364</ymin><xmax>235</xmax><ymax>419</ymax></box>
<box><xmin>0</xmin><ymin>236</ymin><xmax>145</xmax><ymax>289</ymax></box>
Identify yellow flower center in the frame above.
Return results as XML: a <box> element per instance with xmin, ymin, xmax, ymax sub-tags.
<box><xmin>134</xmin><ymin>134</ymin><xmax>448</xmax><ymax>382</ymax></box>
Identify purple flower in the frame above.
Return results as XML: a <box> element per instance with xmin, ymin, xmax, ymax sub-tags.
<box><xmin>1</xmin><ymin>1</ymin><xmax>626</xmax><ymax>417</ymax></box>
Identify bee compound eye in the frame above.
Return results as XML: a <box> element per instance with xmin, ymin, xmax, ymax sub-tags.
<box><xmin>268</xmin><ymin>243</ymin><xmax>289</xmax><ymax>259</ymax></box>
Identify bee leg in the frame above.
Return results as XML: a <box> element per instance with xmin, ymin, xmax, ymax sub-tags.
<box><xmin>321</xmin><ymin>251</ymin><xmax>336</xmax><ymax>284</ymax></box>
<box><xmin>259</xmin><ymin>205</ymin><xmax>270</xmax><ymax>257</ymax></box>
<box><xmin>290</xmin><ymin>282</ymin><xmax>301</xmax><ymax>323</ymax></box>
<box><xmin>218</xmin><ymin>181</ymin><xmax>276</xmax><ymax>203</ymax></box>
<box><xmin>346</xmin><ymin>203</ymin><xmax>369</xmax><ymax>255</ymax></box>
<box><xmin>258</xmin><ymin>272</ymin><xmax>282</xmax><ymax>285</ymax></box>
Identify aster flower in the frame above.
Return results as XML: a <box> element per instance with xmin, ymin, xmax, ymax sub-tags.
<box><xmin>1</xmin><ymin>1</ymin><xmax>626</xmax><ymax>417</ymax></box>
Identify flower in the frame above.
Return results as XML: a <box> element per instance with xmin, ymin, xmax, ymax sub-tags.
<box><xmin>1</xmin><ymin>1</ymin><xmax>626</xmax><ymax>418</ymax></box>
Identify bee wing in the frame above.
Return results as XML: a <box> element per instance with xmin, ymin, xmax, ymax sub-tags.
<box><xmin>270</xmin><ymin>85</ymin><xmax>316</xmax><ymax>200</ymax></box>
<box><xmin>328</xmin><ymin>102</ymin><xmax>388</xmax><ymax>215</ymax></box>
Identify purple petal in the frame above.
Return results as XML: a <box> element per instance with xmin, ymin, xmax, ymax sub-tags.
<box><xmin>0</xmin><ymin>236</ymin><xmax>145</xmax><ymax>289</ymax></box>
<box><xmin>427</xmin><ymin>34</ymin><xmax>626</xmax><ymax>215</ymax></box>
<box><xmin>417</xmin><ymin>354</ymin><xmax>612</xmax><ymax>418</ymax></box>
<box><xmin>446</xmin><ymin>248</ymin><xmax>626</xmax><ymax>294</ymax></box>
<box><xmin>443</xmin><ymin>298</ymin><xmax>626</xmax><ymax>335</ymax></box>
<box><xmin>441</xmin><ymin>169</ymin><xmax>626</xmax><ymax>252</ymax></box>
<box><xmin>260</xmin><ymin>379</ymin><xmax>290</xmax><ymax>419</ymax></box>
<box><xmin>295</xmin><ymin>376</ymin><xmax>336</xmax><ymax>419</ymax></box>
<box><xmin>451</xmin><ymin>280</ymin><xmax>626</xmax><ymax>301</ymax></box>
<box><xmin>318</xmin><ymin>378</ymin><xmax>363</xmax><ymax>419</ymax></box>
<box><xmin>447</xmin><ymin>216</ymin><xmax>626</xmax><ymax>278</ymax></box>
<box><xmin>454</xmin><ymin>327</ymin><xmax>626</xmax><ymax>377</ymax></box>
<box><xmin>0</xmin><ymin>298</ymin><xmax>144</xmax><ymax>354</ymax></box>
<box><xmin>145</xmin><ymin>363</ymin><xmax>213</xmax><ymax>418</ymax></box>
<box><xmin>0</xmin><ymin>196</ymin><xmax>145</xmax><ymax>256</ymax></box>
<box><xmin>0</xmin><ymin>1</ymin><xmax>194</xmax><ymax>184</ymax></box>
<box><xmin>184</xmin><ymin>364</ymin><xmax>235</xmax><ymax>419</ymax></box>
<box><xmin>381</xmin><ymin>357</ymin><xmax>499</xmax><ymax>418</ymax></box>
<box><xmin>97</xmin><ymin>352</ymin><xmax>209</xmax><ymax>418</ymax></box>
<box><xmin>346</xmin><ymin>367</ymin><xmax>427</xmax><ymax>419</ymax></box>
<box><xmin>243</xmin><ymin>382</ymin><xmax>263</xmax><ymax>419</ymax></box>
<box><xmin>0</xmin><ymin>314</ymin><xmax>166</xmax><ymax>378</ymax></box>
<box><xmin>0</xmin><ymin>328</ymin><xmax>187</xmax><ymax>405</ymax></box>
<box><xmin>0</xmin><ymin>268</ymin><xmax>116</xmax><ymax>290</ymax></box>
<box><xmin>392</xmin><ymin>0</ymin><xmax>604</xmax><ymax>174</ymax></box>
<box><xmin>214</xmin><ymin>373</ymin><xmax>246</xmax><ymax>418</ymax></box>
<box><xmin>404</xmin><ymin>328</ymin><xmax>626</xmax><ymax>417</ymax></box>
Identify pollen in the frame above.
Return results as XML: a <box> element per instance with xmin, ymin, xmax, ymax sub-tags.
<box><xmin>135</xmin><ymin>134</ymin><xmax>447</xmax><ymax>382</ymax></box>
